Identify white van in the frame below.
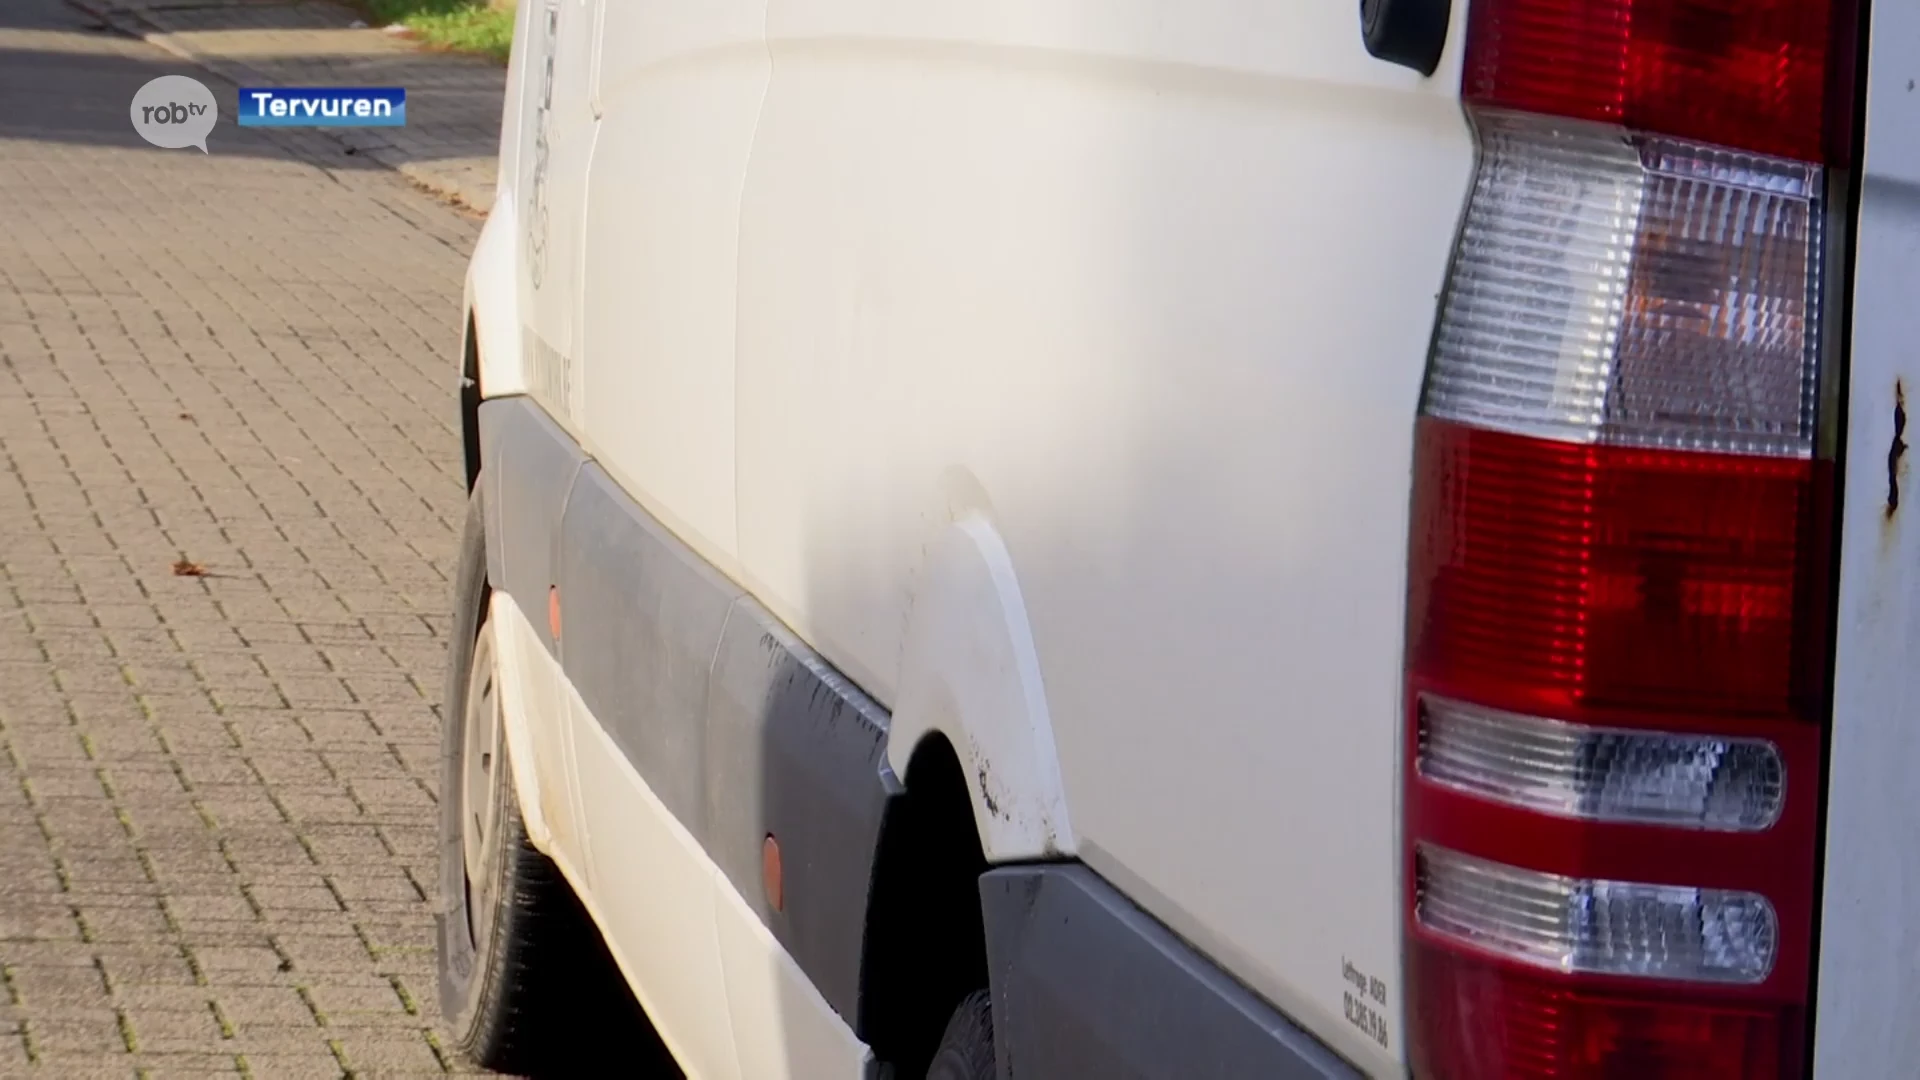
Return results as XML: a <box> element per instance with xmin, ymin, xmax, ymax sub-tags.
<box><xmin>435</xmin><ymin>0</ymin><xmax>1920</xmax><ymax>1076</ymax></box>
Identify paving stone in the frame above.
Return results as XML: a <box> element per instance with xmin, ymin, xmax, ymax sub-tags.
<box><xmin>0</xmin><ymin>0</ymin><xmax>486</xmax><ymax>1070</ymax></box>
<box><xmin>136</xmin><ymin>1053</ymin><xmax>246</xmax><ymax>1078</ymax></box>
<box><xmin>332</xmin><ymin>1027</ymin><xmax>448</xmax><ymax>1072</ymax></box>
<box><xmin>121</xmin><ymin>1006</ymin><xmax>224</xmax><ymax>1052</ymax></box>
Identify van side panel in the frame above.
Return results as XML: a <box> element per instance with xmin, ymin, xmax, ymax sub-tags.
<box><xmin>516</xmin><ymin>0</ymin><xmax>597</xmax><ymax>429</ymax></box>
<box><xmin>577</xmin><ymin>0</ymin><xmax>770</xmax><ymax>567</ymax></box>
<box><xmin>1809</xmin><ymin>0</ymin><xmax>1920</xmax><ymax>1069</ymax></box>
<box><xmin>735</xmin><ymin>1</ymin><xmax>1473</xmax><ymax>1071</ymax></box>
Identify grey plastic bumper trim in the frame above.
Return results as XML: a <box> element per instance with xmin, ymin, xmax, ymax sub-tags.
<box><xmin>981</xmin><ymin>864</ymin><xmax>1360</xmax><ymax>1080</ymax></box>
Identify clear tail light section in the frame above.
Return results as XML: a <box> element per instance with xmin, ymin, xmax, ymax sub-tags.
<box><xmin>1417</xmin><ymin>845</ymin><xmax>1779</xmax><ymax>984</ymax></box>
<box><xmin>1417</xmin><ymin>697</ymin><xmax>1786</xmax><ymax>831</ymax></box>
<box><xmin>1404</xmin><ymin>0</ymin><xmax>1855</xmax><ymax>1074</ymax></box>
<box><xmin>1424</xmin><ymin>115</ymin><xmax>1824</xmax><ymax>459</ymax></box>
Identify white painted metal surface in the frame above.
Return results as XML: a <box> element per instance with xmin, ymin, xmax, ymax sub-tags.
<box><xmin>463</xmin><ymin>0</ymin><xmax>533</xmax><ymax>402</ymax></box>
<box><xmin>1810</xmin><ymin>2</ymin><xmax>1920</xmax><ymax>1071</ymax></box>
<box><xmin>566</xmin><ymin>686</ymin><xmax>737</xmax><ymax>1080</ymax></box>
<box><xmin>728</xmin><ymin>5</ymin><xmax>1473</xmax><ymax>1073</ymax></box>
<box><xmin>886</xmin><ymin>517</ymin><xmax>1077</xmax><ymax>861</ymax></box>
<box><xmin>713</xmin><ymin>859</ymin><xmax>876</xmax><ymax>1080</ymax></box>
<box><xmin>478</xmin><ymin>1</ymin><xmax>1483</xmax><ymax>1074</ymax></box>
<box><xmin>577</xmin><ymin>0</ymin><xmax>770</xmax><ymax>565</ymax></box>
<box><xmin>466</xmin><ymin>206</ymin><xmax>528</xmax><ymax>401</ymax></box>
<box><xmin>515</xmin><ymin>0</ymin><xmax>597</xmax><ymax>429</ymax></box>
<box><xmin>484</xmin><ymin>592</ymin><xmax>580</xmax><ymax>863</ymax></box>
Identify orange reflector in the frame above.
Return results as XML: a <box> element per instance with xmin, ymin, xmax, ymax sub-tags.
<box><xmin>547</xmin><ymin>586</ymin><xmax>561</xmax><ymax>640</ymax></box>
<box><xmin>762</xmin><ymin>834</ymin><xmax>784</xmax><ymax>912</ymax></box>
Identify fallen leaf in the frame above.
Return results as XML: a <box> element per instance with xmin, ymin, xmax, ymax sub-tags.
<box><xmin>171</xmin><ymin>559</ymin><xmax>208</xmax><ymax>577</ymax></box>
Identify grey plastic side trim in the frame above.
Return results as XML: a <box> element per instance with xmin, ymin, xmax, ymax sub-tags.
<box><xmin>704</xmin><ymin>600</ymin><xmax>902</xmax><ymax>1024</ymax></box>
<box><xmin>556</xmin><ymin>464</ymin><xmax>741</xmax><ymax>834</ymax></box>
<box><xmin>477</xmin><ymin>394</ymin><xmax>898</xmax><ymax>1028</ymax></box>
<box><xmin>477</xmin><ymin>398</ymin><xmax>584</xmax><ymax>656</ymax></box>
<box><xmin>980</xmin><ymin>865</ymin><xmax>1359</xmax><ymax>1080</ymax></box>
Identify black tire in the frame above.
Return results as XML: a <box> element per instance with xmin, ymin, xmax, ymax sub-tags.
<box><xmin>436</xmin><ymin>481</ymin><xmax>677</xmax><ymax>1077</ymax></box>
<box><xmin>926</xmin><ymin>991</ymin><xmax>996</xmax><ymax>1080</ymax></box>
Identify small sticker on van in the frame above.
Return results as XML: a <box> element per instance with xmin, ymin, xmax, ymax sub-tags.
<box><xmin>1340</xmin><ymin>957</ymin><xmax>1391</xmax><ymax>1050</ymax></box>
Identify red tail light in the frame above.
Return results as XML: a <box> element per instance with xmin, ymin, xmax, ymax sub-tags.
<box><xmin>1411</xmin><ymin>423</ymin><xmax>1830</xmax><ymax>719</ymax></box>
<box><xmin>1404</xmin><ymin>0</ymin><xmax>1855</xmax><ymax>1073</ymax></box>
<box><xmin>1463</xmin><ymin>0</ymin><xmax>1845</xmax><ymax>161</ymax></box>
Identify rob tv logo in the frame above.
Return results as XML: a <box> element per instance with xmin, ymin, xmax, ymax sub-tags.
<box><xmin>130</xmin><ymin>76</ymin><xmax>217</xmax><ymax>152</ymax></box>
<box><xmin>142</xmin><ymin>100</ymin><xmax>208</xmax><ymax>126</ymax></box>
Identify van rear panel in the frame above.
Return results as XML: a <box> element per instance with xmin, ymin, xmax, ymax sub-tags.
<box><xmin>1810</xmin><ymin>0</ymin><xmax>1920</xmax><ymax>1070</ymax></box>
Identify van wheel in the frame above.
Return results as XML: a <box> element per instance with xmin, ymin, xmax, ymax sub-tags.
<box><xmin>926</xmin><ymin>991</ymin><xmax>996</xmax><ymax>1080</ymax></box>
<box><xmin>436</xmin><ymin>484</ymin><xmax>676</xmax><ymax>1076</ymax></box>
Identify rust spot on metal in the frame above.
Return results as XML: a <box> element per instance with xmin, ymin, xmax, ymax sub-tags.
<box><xmin>1888</xmin><ymin>380</ymin><xmax>1908</xmax><ymax>521</ymax></box>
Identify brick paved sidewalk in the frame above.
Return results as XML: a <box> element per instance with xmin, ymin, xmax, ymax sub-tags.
<box><xmin>69</xmin><ymin>0</ymin><xmax>507</xmax><ymax>213</ymax></box>
<box><xmin>0</xmin><ymin>0</ymin><xmax>493</xmax><ymax>1074</ymax></box>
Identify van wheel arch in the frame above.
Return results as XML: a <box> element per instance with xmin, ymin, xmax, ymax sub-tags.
<box><xmin>861</xmin><ymin>732</ymin><xmax>993</xmax><ymax>1078</ymax></box>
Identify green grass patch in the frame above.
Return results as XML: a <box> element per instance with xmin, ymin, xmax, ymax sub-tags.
<box><xmin>356</xmin><ymin>0</ymin><xmax>515</xmax><ymax>63</ymax></box>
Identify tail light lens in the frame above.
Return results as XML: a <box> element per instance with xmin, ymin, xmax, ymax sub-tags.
<box><xmin>1425</xmin><ymin>116</ymin><xmax>1823</xmax><ymax>460</ymax></box>
<box><xmin>1409</xmin><ymin>421</ymin><xmax>1826</xmax><ymax>720</ymax></box>
<box><xmin>1404</xmin><ymin>0</ymin><xmax>1854</xmax><ymax>1073</ymax></box>
<box><xmin>1412</xmin><ymin>944</ymin><xmax>1802</xmax><ymax>1079</ymax></box>
<box><xmin>1417</xmin><ymin>845</ymin><xmax>1779</xmax><ymax>984</ymax></box>
<box><xmin>1463</xmin><ymin>0</ymin><xmax>1843</xmax><ymax>163</ymax></box>
<box><xmin>1418</xmin><ymin>697</ymin><xmax>1786</xmax><ymax>831</ymax></box>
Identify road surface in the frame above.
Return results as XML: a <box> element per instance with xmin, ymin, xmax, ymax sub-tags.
<box><xmin>0</xmin><ymin>1</ymin><xmax>491</xmax><ymax>1074</ymax></box>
